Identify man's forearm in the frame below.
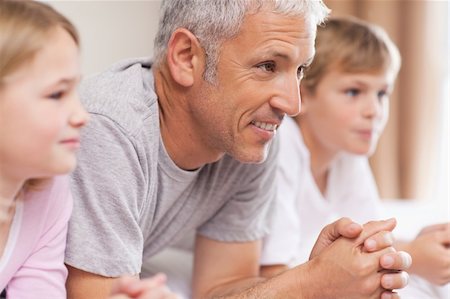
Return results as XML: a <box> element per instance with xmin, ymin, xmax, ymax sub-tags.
<box><xmin>201</xmin><ymin>263</ymin><xmax>313</xmax><ymax>299</ymax></box>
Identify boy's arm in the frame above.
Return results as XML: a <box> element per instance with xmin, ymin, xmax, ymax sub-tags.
<box><xmin>394</xmin><ymin>222</ymin><xmax>450</xmax><ymax>285</ymax></box>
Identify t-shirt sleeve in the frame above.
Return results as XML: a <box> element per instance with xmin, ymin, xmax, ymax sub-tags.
<box><xmin>7</xmin><ymin>176</ymin><xmax>72</xmax><ymax>299</ymax></box>
<box><xmin>197</xmin><ymin>138</ymin><xmax>279</xmax><ymax>243</ymax></box>
<box><xmin>65</xmin><ymin>114</ymin><xmax>146</xmax><ymax>277</ymax></box>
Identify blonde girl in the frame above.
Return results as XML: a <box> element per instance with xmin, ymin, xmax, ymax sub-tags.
<box><xmin>0</xmin><ymin>2</ymin><xmax>179</xmax><ymax>298</ymax></box>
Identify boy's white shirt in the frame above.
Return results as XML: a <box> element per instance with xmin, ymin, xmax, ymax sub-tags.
<box><xmin>260</xmin><ymin>117</ymin><xmax>382</xmax><ymax>266</ymax></box>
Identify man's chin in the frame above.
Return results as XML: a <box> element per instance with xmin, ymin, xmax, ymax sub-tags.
<box><xmin>232</xmin><ymin>147</ymin><xmax>269</xmax><ymax>164</ymax></box>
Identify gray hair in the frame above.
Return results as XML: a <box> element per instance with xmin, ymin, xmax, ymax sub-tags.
<box><xmin>153</xmin><ymin>0</ymin><xmax>330</xmax><ymax>83</ymax></box>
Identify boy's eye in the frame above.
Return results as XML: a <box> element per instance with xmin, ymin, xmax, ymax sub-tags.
<box><xmin>257</xmin><ymin>62</ymin><xmax>276</xmax><ymax>73</ymax></box>
<box><xmin>377</xmin><ymin>90</ymin><xmax>387</xmax><ymax>99</ymax></box>
<box><xmin>47</xmin><ymin>91</ymin><xmax>65</xmax><ymax>100</ymax></box>
<box><xmin>345</xmin><ymin>88</ymin><xmax>360</xmax><ymax>97</ymax></box>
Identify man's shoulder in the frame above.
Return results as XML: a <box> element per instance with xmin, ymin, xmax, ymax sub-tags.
<box><xmin>79</xmin><ymin>57</ymin><xmax>159</xmax><ymax>137</ymax></box>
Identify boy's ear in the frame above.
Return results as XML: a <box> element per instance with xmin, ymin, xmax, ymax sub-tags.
<box><xmin>166</xmin><ymin>28</ymin><xmax>204</xmax><ymax>87</ymax></box>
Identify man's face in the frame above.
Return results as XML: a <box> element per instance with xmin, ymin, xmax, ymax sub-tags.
<box><xmin>189</xmin><ymin>9</ymin><xmax>316</xmax><ymax>163</ymax></box>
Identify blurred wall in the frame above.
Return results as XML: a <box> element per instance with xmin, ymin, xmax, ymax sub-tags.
<box><xmin>48</xmin><ymin>1</ymin><xmax>162</xmax><ymax>76</ymax></box>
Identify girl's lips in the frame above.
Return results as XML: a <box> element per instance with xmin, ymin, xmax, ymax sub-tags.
<box><xmin>60</xmin><ymin>138</ymin><xmax>80</xmax><ymax>149</ymax></box>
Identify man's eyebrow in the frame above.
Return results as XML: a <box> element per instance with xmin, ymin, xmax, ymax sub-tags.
<box><xmin>261</xmin><ymin>50</ymin><xmax>293</xmax><ymax>61</ymax></box>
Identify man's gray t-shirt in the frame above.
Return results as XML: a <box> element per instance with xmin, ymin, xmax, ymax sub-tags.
<box><xmin>65</xmin><ymin>58</ymin><xmax>278</xmax><ymax>277</ymax></box>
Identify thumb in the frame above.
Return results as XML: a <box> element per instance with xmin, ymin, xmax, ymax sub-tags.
<box><xmin>309</xmin><ymin>217</ymin><xmax>362</xmax><ymax>260</ymax></box>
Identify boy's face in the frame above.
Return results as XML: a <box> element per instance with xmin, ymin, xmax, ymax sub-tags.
<box><xmin>301</xmin><ymin>68</ymin><xmax>395</xmax><ymax>156</ymax></box>
<box><xmin>0</xmin><ymin>27</ymin><xmax>87</xmax><ymax>181</ymax></box>
<box><xmin>189</xmin><ymin>9</ymin><xmax>316</xmax><ymax>163</ymax></box>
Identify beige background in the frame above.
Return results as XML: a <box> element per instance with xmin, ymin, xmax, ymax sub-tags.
<box><xmin>48</xmin><ymin>1</ymin><xmax>162</xmax><ymax>75</ymax></box>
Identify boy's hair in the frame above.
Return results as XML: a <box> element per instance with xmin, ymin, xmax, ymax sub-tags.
<box><xmin>0</xmin><ymin>0</ymin><xmax>79</xmax><ymax>192</ymax></box>
<box><xmin>302</xmin><ymin>16</ymin><xmax>401</xmax><ymax>92</ymax></box>
<box><xmin>0</xmin><ymin>0</ymin><xmax>79</xmax><ymax>86</ymax></box>
<box><xmin>153</xmin><ymin>0</ymin><xmax>330</xmax><ymax>84</ymax></box>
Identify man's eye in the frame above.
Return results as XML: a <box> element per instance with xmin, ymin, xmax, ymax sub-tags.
<box><xmin>257</xmin><ymin>62</ymin><xmax>276</xmax><ymax>72</ymax></box>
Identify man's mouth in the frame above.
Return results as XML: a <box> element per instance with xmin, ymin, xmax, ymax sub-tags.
<box><xmin>251</xmin><ymin>121</ymin><xmax>278</xmax><ymax>132</ymax></box>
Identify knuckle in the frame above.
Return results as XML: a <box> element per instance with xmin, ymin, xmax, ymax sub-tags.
<box><xmin>356</xmin><ymin>259</ymin><xmax>375</xmax><ymax>276</ymax></box>
<box><xmin>360</xmin><ymin>278</ymin><xmax>378</xmax><ymax>296</ymax></box>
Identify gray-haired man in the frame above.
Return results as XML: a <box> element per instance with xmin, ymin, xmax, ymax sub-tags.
<box><xmin>66</xmin><ymin>1</ymin><xmax>410</xmax><ymax>298</ymax></box>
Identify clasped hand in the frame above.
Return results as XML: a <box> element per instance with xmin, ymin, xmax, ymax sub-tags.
<box><xmin>308</xmin><ymin>218</ymin><xmax>411</xmax><ymax>299</ymax></box>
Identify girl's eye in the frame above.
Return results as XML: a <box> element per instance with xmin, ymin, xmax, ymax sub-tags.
<box><xmin>257</xmin><ymin>62</ymin><xmax>276</xmax><ymax>73</ymax></box>
<box><xmin>345</xmin><ymin>88</ymin><xmax>360</xmax><ymax>97</ymax></box>
<box><xmin>47</xmin><ymin>91</ymin><xmax>65</xmax><ymax>100</ymax></box>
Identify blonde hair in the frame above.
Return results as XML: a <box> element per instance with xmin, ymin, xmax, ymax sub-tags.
<box><xmin>302</xmin><ymin>16</ymin><xmax>401</xmax><ymax>92</ymax></box>
<box><xmin>0</xmin><ymin>0</ymin><xmax>79</xmax><ymax>191</ymax></box>
<box><xmin>0</xmin><ymin>0</ymin><xmax>79</xmax><ymax>86</ymax></box>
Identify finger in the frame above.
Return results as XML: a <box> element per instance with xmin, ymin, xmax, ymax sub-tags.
<box><xmin>354</xmin><ymin>218</ymin><xmax>397</xmax><ymax>246</ymax></box>
<box><xmin>381</xmin><ymin>271</ymin><xmax>409</xmax><ymax>290</ymax></box>
<box><xmin>138</xmin><ymin>285</ymin><xmax>171</xmax><ymax>299</ymax></box>
<box><xmin>310</xmin><ymin>217</ymin><xmax>362</xmax><ymax>259</ymax></box>
<box><xmin>364</xmin><ymin>231</ymin><xmax>394</xmax><ymax>252</ymax></box>
<box><xmin>420</xmin><ymin>222</ymin><xmax>450</xmax><ymax>235</ymax></box>
<box><xmin>110</xmin><ymin>276</ymin><xmax>138</xmax><ymax>295</ymax></box>
<box><xmin>120</xmin><ymin>274</ymin><xmax>167</xmax><ymax>296</ymax></box>
<box><xmin>380</xmin><ymin>251</ymin><xmax>412</xmax><ymax>271</ymax></box>
<box><xmin>381</xmin><ymin>290</ymin><xmax>400</xmax><ymax>299</ymax></box>
<box><xmin>322</xmin><ymin>217</ymin><xmax>362</xmax><ymax>241</ymax></box>
<box><xmin>137</xmin><ymin>273</ymin><xmax>167</xmax><ymax>291</ymax></box>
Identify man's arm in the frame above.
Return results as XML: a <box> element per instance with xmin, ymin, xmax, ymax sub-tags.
<box><xmin>193</xmin><ymin>218</ymin><xmax>411</xmax><ymax>299</ymax></box>
<box><xmin>66</xmin><ymin>265</ymin><xmax>118</xmax><ymax>299</ymax></box>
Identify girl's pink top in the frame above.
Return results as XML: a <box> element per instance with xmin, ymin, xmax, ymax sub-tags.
<box><xmin>0</xmin><ymin>175</ymin><xmax>72</xmax><ymax>298</ymax></box>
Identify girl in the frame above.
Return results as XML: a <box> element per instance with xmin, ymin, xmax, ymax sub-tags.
<box><xmin>0</xmin><ymin>1</ymin><xmax>178</xmax><ymax>298</ymax></box>
<box><xmin>260</xmin><ymin>16</ymin><xmax>450</xmax><ymax>298</ymax></box>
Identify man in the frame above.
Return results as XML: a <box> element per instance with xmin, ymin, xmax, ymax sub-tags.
<box><xmin>66</xmin><ymin>1</ymin><xmax>410</xmax><ymax>298</ymax></box>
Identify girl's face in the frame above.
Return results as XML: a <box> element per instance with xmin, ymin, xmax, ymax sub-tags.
<box><xmin>0</xmin><ymin>27</ymin><xmax>88</xmax><ymax>181</ymax></box>
<box><xmin>300</xmin><ymin>68</ymin><xmax>394</xmax><ymax>156</ymax></box>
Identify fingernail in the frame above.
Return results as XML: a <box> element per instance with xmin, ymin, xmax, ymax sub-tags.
<box><xmin>381</xmin><ymin>293</ymin><xmax>392</xmax><ymax>299</ymax></box>
<box><xmin>349</xmin><ymin>223</ymin><xmax>361</xmax><ymax>233</ymax></box>
<box><xmin>365</xmin><ymin>239</ymin><xmax>376</xmax><ymax>250</ymax></box>
<box><xmin>383</xmin><ymin>275</ymin><xmax>393</xmax><ymax>288</ymax></box>
<box><xmin>384</xmin><ymin>233</ymin><xmax>394</xmax><ymax>245</ymax></box>
<box><xmin>382</xmin><ymin>255</ymin><xmax>394</xmax><ymax>267</ymax></box>
<box><xmin>400</xmin><ymin>251</ymin><xmax>412</xmax><ymax>268</ymax></box>
<box><xmin>401</xmin><ymin>271</ymin><xmax>409</xmax><ymax>286</ymax></box>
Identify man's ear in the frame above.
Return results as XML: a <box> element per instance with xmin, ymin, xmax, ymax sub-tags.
<box><xmin>166</xmin><ymin>28</ymin><xmax>204</xmax><ymax>87</ymax></box>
